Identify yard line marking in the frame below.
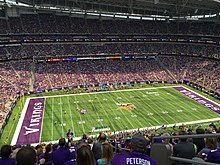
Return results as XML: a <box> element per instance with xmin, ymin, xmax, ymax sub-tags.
<box><xmin>138</xmin><ymin>90</ymin><xmax>172</xmax><ymax>124</ymax></box>
<box><xmin>100</xmin><ymin>92</ymin><xmax>126</xmax><ymax>131</ymax></box>
<box><xmin>71</xmin><ymin>95</ymin><xmax>85</xmax><ymax>134</ymax></box>
<box><xmin>95</xmin><ymin>93</ymin><xmax>116</xmax><ymax>131</ymax></box>
<box><xmin>52</xmin><ymin>98</ymin><xmax>54</xmax><ymax>141</ymax></box>
<box><xmin>76</xmin><ymin>95</ymin><xmax>95</xmax><ymax>131</ymax></box>
<box><xmin>155</xmin><ymin>90</ymin><xmax>191</xmax><ymax>122</ymax></box>
<box><xmin>86</xmin><ymin>93</ymin><xmax>104</xmax><ymax>128</ymax></box>
<box><xmin>59</xmin><ymin>97</ymin><xmax>64</xmax><ymax>137</ymax></box>
<box><xmin>159</xmin><ymin>90</ymin><xmax>201</xmax><ymax>121</ymax></box>
<box><xmin>130</xmin><ymin>90</ymin><xmax>160</xmax><ymax>125</ymax></box>
<box><xmin>67</xmin><ymin>96</ymin><xmax>75</xmax><ymax>136</ymax></box>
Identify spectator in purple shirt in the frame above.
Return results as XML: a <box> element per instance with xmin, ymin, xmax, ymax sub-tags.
<box><xmin>52</xmin><ymin>138</ymin><xmax>70</xmax><ymax>165</ymax></box>
<box><xmin>64</xmin><ymin>142</ymin><xmax>96</xmax><ymax>165</ymax></box>
<box><xmin>0</xmin><ymin>145</ymin><xmax>16</xmax><ymax>165</ymax></box>
<box><xmin>38</xmin><ymin>143</ymin><xmax>53</xmax><ymax>165</ymax></box>
<box><xmin>206</xmin><ymin>148</ymin><xmax>220</xmax><ymax>163</ymax></box>
<box><xmin>112</xmin><ymin>133</ymin><xmax>158</xmax><ymax>165</ymax></box>
<box><xmin>69</xmin><ymin>141</ymin><xmax>76</xmax><ymax>160</ymax></box>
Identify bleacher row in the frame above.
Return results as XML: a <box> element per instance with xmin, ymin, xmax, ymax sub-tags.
<box><xmin>0</xmin><ymin>43</ymin><xmax>220</xmax><ymax>60</ymax></box>
<box><xmin>0</xmin><ymin>13</ymin><xmax>220</xmax><ymax>35</ymax></box>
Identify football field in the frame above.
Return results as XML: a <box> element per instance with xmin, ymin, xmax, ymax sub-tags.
<box><xmin>12</xmin><ymin>86</ymin><xmax>220</xmax><ymax>144</ymax></box>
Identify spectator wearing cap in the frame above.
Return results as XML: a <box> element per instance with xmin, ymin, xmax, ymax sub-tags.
<box><xmin>111</xmin><ymin>133</ymin><xmax>158</xmax><ymax>165</ymax></box>
<box><xmin>52</xmin><ymin>138</ymin><xmax>70</xmax><ymax>165</ymax></box>
<box><xmin>0</xmin><ymin>144</ymin><xmax>16</xmax><ymax>165</ymax></box>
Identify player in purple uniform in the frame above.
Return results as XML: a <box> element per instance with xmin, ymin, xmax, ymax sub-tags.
<box><xmin>112</xmin><ymin>133</ymin><xmax>158</xmax><ymax>165</ymax></box>
<box><xmin>67</xmin><ymin>129</ymin><xmax>74</xmax><ymax>145</ymax></box>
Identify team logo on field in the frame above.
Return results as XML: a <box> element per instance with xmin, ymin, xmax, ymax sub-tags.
<box><xmin>116</xmin><ymin>103</ymin><xmax>136</xmax><ymax>110</ymax></box>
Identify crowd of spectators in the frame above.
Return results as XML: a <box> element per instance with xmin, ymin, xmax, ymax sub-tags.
<box><xmin>0</xmin><ymin>14</ymin><xmax>220</xmax><ymax>35</ymax></box>
<box><xmin>1</xmin><ymin>123</ymin><xmax>220</xmax><ymax>164</ymax></box>
<box><xmin>1</xmin><ymin>43</ymin><xmax>220</xmax><ymax>60</ymax></box>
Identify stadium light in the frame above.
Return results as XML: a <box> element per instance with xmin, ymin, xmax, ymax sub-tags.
<box><xmin>213</xmin><ymin>0</ymin><xmax>220</xmax><ymax>3</ymax></box>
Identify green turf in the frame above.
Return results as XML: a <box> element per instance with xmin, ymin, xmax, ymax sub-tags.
<box><xmin>41</xmin><ymin>86</ymin><xmax>220</xmax><ymax>142</ymax></box>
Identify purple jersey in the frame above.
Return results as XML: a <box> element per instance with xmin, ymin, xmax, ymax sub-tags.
<box><xmin>0</xmin><ymin>158</ymin><xmax>16</xmax><ymax>165</ymax></box>
<box><xmin>67</xmin><ymin>132</ymin><xmax>73</xmax><ymax>138</ymax></box>
<box><xmin>206</xmin><ymin>149</ymin><xmax>220</xmax><ymax>163</ymax></box>
<box><xmin>69</xmin><ymin>146</ymin><xmax>76</xmax><ymax>159</ymax></box>
<box><xmin>112</xmin><ymin>151</ymin><xmax>158</xmax><ymax>165</ymax></box>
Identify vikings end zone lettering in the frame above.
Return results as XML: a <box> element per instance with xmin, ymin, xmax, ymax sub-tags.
<box><xmin>173</xmin><ymin>86</ymin><xmax>220</xmax><ymax>113</ymax></box>
<box><xmin>16</xmin><ymin>98</ymin><xmax>45</xmax><ymax>144</ymax></box>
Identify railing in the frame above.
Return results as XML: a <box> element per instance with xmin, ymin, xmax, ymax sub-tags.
<box><xmin>152</xmin><ymin>133</ymin><xmax>220</xmax><ymax>165</ymax></box>
<box><xmin>152</xmin><ymin>133</ymin><xmax>220</xmax><ymax>140</ymax></box>
<box><xmin>169</xmin><ymin>156</ymin><xmax>220</xmax><ymax>165</ymax></box>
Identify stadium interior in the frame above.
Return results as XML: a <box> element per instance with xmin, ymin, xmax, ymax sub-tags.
<box><xmin>0</xmin><ymin>0</ymin><xmax>220</xmax><ymax>164</ymax></box>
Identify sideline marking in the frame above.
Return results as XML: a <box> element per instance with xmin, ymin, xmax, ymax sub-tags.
<box><xmin>11</xmin><ymin>98</ymin><xmax>30</xmax><ymax>145</ymax></box>
<box><xmin>39</xmin><ymin>98</ymin><xmax>46</xmax><ymax>143</ymax></box>
<box><xmin>30</xmin><ymin>85</ymin><xmax>179</xmax><ymax>99</ymax></box>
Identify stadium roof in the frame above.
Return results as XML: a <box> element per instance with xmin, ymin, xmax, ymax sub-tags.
<box><xmin>13</xmin><ymin>0</ymin><xmax>219</xmax><ymax>17</ymax></box>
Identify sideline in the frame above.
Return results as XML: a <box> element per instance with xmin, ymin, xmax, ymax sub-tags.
<box><xmin>39</xmin><ymin>98</ymin><xmax>46</xmax><ymax>143</ymax></box>
<box><xmin>11</xmin><ymin>98</ymin><xmax>30</xmax><ymax>145</ymax></box>
<box><xmin>31</xmin><ymin>85</ymin><xmax>180</xmax><ymax>99</ymax></box>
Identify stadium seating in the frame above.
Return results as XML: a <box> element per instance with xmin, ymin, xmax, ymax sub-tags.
<box><xmin>0</xmin><ymin>14</ymin><xmax>220</xmax><ymax>35</ymax></box>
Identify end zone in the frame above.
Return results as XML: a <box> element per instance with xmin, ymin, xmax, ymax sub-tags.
<box><xmin>173</xmin><ymin>86</ymin><xmax>220</xmax><ymax>113</ymax></box>
<box><xmin>11</xmin><ymin>98</ymin><xmax>45</xmax><ymax>145</ymax></box>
